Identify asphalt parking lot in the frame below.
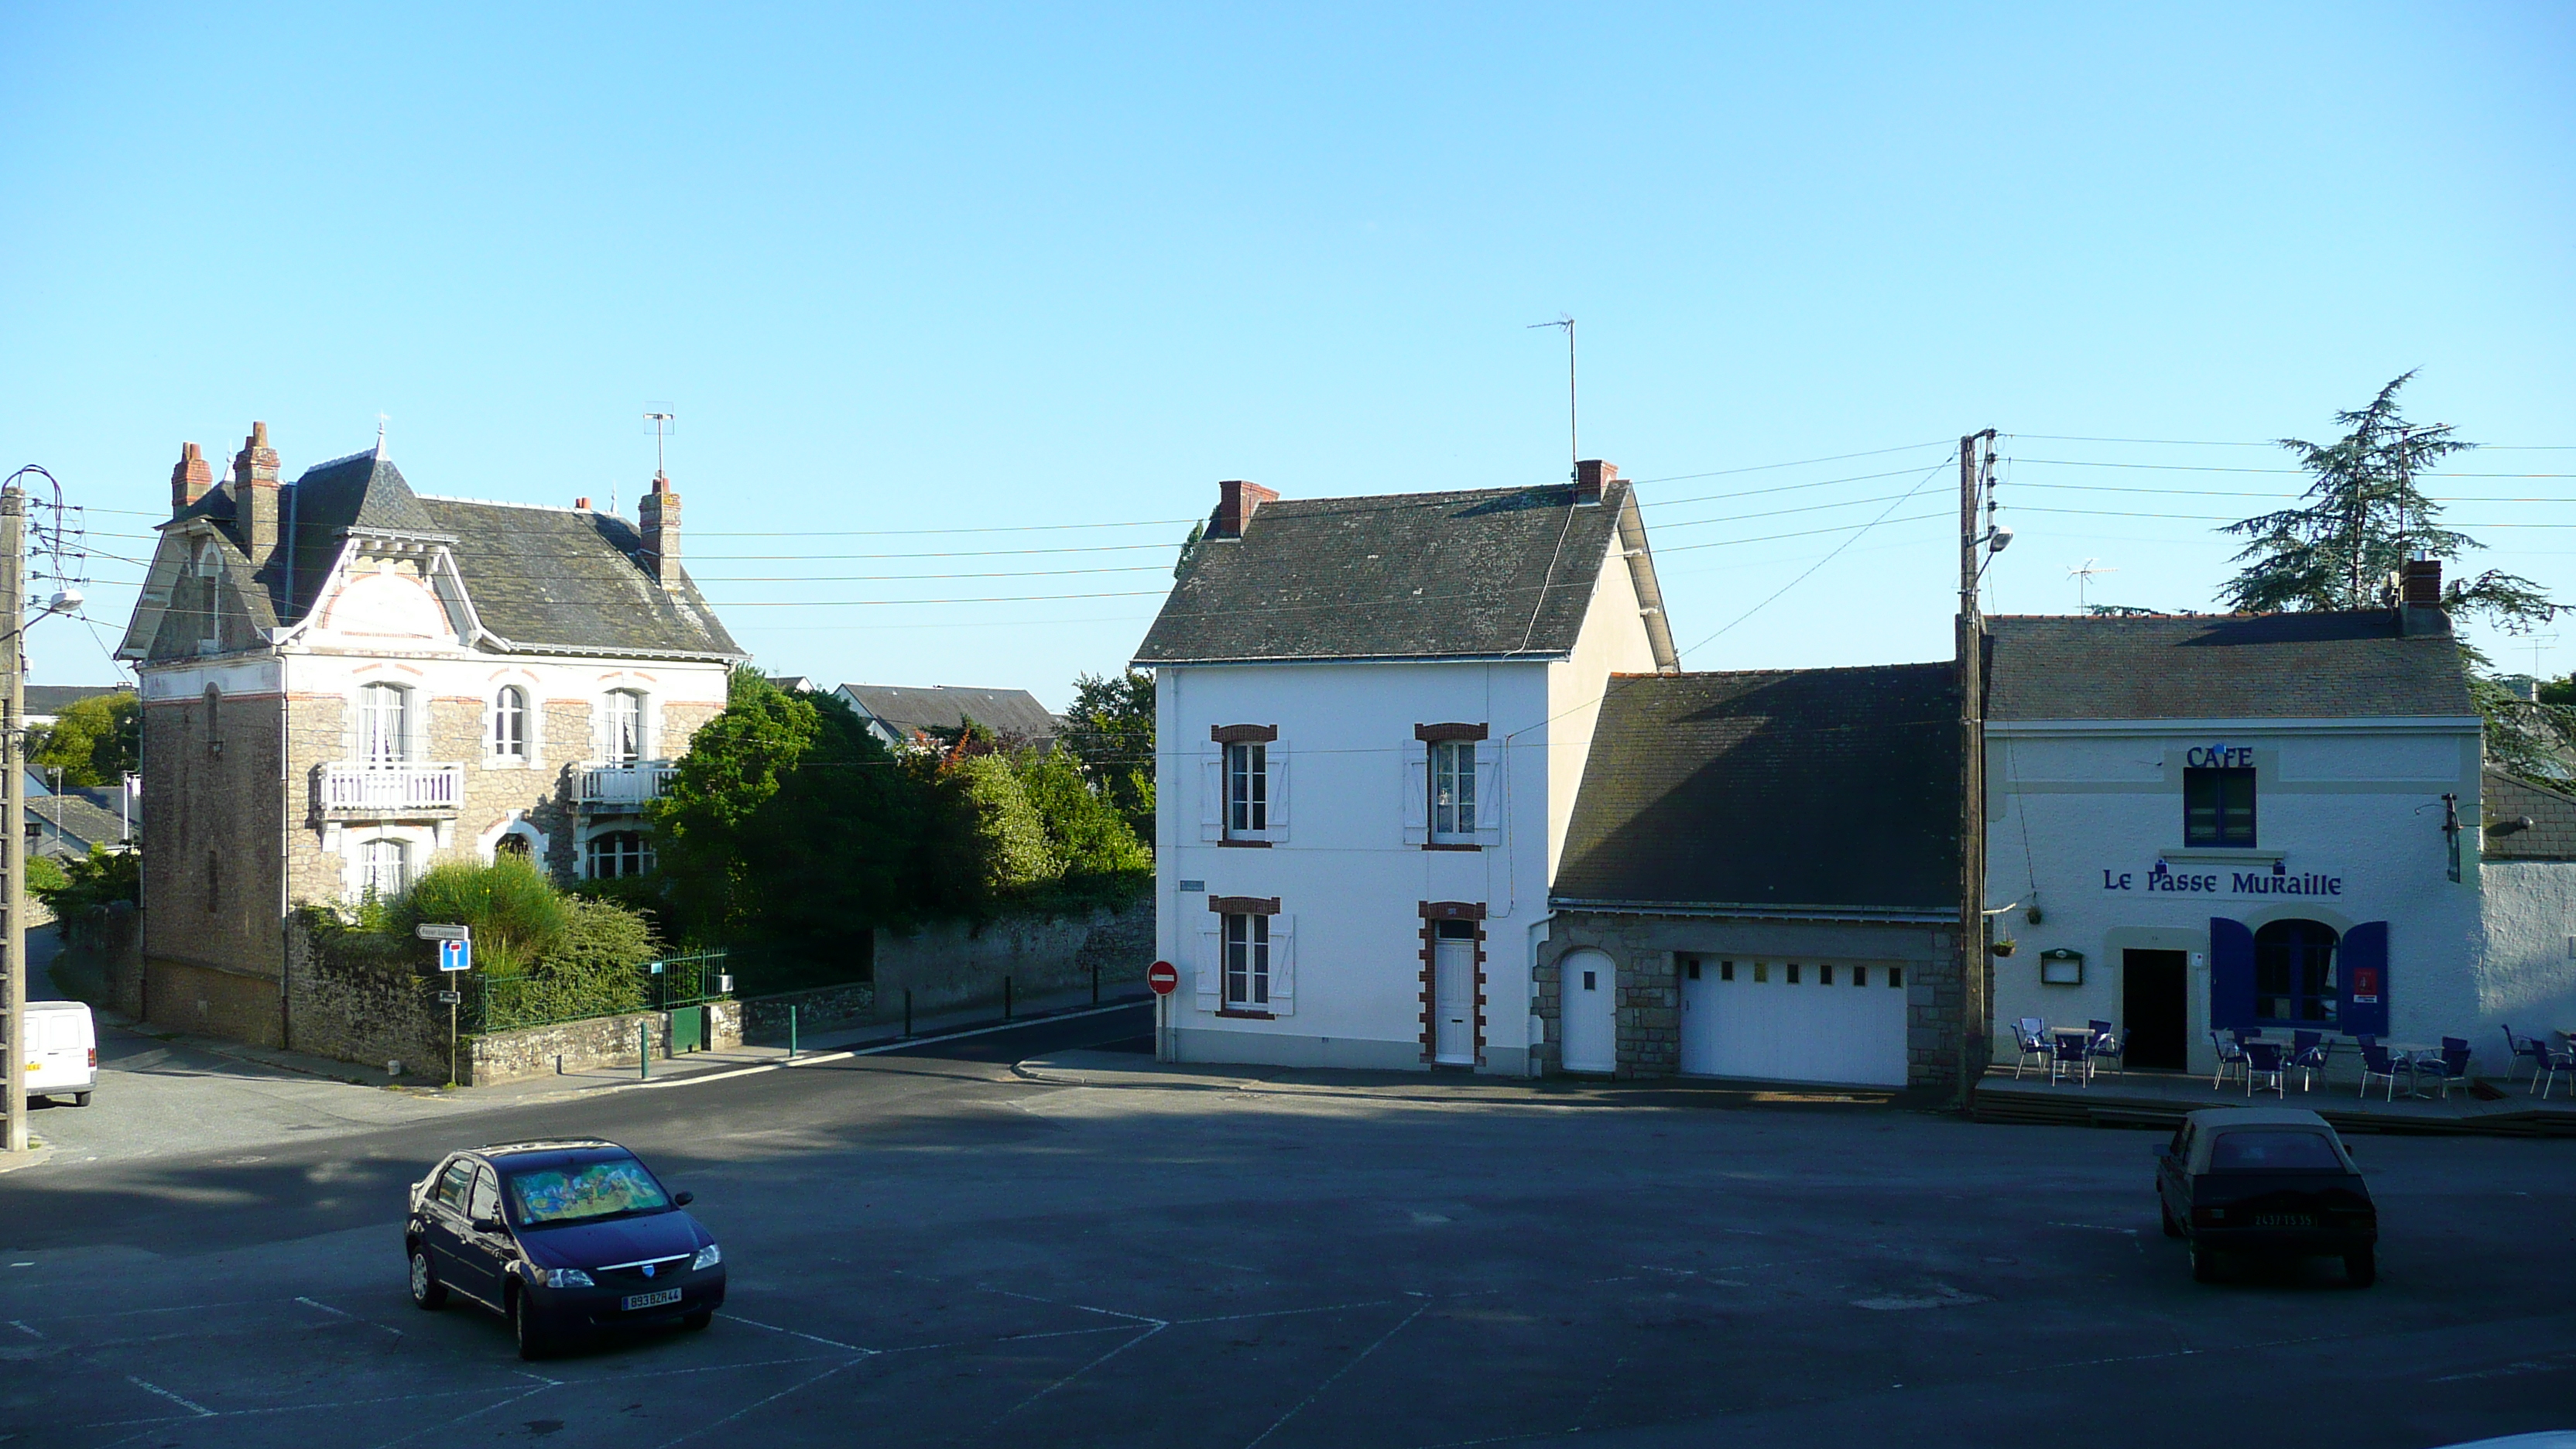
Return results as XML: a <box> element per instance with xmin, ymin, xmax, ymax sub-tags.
<box><xmin>5</xmin><ymin>1003</ymin><xmax>2574</xmax><ymax>1449</ymax></box>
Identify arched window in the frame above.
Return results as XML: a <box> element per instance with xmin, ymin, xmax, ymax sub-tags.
<box><xmin>491</xmin><ymin>686</ymin><xmax>528</xmax><ymax>759</ymax></box>
<box><xmin>586</xmin><ymin>831</ymin><xmax>655</xmax><ymax>879</ymax></box>
<box><xmin>495</xmin><ymin>833</ymin><xmax>533</xmax><ymax>862</ymax></box>
<box><xmin>603</xmin><ymin>690</ymin><xmax>646</xmax><ymax>764</ymax></box>
<box><xmin>2254</xmin><ymin>919</ymin><xmax>2338</xmax><ymax>1026</ymax></box>
<box><xmin>358</xmin><ymin>682</ymin><xmax>409</xmax><ymax>765</ymax></box>
<box><xmin>360</xmin><ymin>838</ymin><xmax>409</xmax><ymax>899</ymax></box>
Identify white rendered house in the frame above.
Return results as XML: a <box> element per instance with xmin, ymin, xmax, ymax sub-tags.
<box><xmin>1132</xmin><ymin>464</ymin><xmax>1678</xmax><ymax>1073</ymax></box>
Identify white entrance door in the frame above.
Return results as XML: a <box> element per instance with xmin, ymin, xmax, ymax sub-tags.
<box><xmin>1560</xmin><ymin>949</ymin><xmax>1615</xmax><ymax>1073</ymax></box>
<box><xmin>1679</xmin><ymin>957</ymin><xmax>1907</xmax><ymax>1087</ymax></box>
<box><xmin>1434</xmin><ymin>936</ymin><xmax>1476</xmax><ymax>1065</ymax></box>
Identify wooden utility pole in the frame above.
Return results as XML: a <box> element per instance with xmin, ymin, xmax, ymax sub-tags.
<box><xmin>2</xmin><ymin>484</ymin><xmax>26</xmax><ymax>1155</ymax></box>
<box><xmin>1956</xmin><ymin>430</ymin><xmax>1997</xmax><ymax>1109</ymax></box>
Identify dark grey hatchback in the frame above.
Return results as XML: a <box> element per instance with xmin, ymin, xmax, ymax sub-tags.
<box><xmin>2156</xmin><ymin>1108</ymin><xmax>2377</xmax><ymax>1286</ymax></box>
<box><xmin>406</xmin><ymin>1139</ymin><xmax>726</xmax><ymax>1358</ymax></box>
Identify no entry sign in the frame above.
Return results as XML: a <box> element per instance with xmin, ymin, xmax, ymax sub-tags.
<box><xmin>1146</xmin><ymin>960</ymin><xmax>1179</xmax><ymax>996</ymax></box>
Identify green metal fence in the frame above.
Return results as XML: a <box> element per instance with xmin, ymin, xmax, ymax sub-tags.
<box><xmin>459</xmin><ymin>950</ymin><xmax>731</xmax><ymax>1035</ymax></box>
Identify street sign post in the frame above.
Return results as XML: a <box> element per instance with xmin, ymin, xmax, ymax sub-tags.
<box><xmin>416</xmin><ymin>924</ymin><xmax>471</xmax><ymax>1086</ymax></box>
<box><xmin>1147</xmin><ymin>961</ymin><xmax>1177</xmax><ymax>1063</ymax></box>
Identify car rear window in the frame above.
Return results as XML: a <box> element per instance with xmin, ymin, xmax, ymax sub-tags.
<box><xmin>2208</xmin><ymin>1129</ymin><xmax>2344</xmax><ymax>1172</ymax></box>
<box><xmin>504</xmin><ymin>1156</ymin><xmax>671</xmax><ymax>1226</ymax></box>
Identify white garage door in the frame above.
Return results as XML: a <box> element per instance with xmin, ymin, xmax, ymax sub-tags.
<box><xmin>1678</xmin><ymin>957</ymin><xmax>1909</xmax><ymax>1087</ymax></box>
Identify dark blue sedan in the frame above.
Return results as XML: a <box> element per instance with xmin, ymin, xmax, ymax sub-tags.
<box><xmin>406</xmin><ymin>1139</ymin><xmax>726</xmax><ymax>1358</ymax></box>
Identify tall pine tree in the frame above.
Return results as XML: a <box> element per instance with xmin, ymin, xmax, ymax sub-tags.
<box><xmin>2221</xmin><ymin>372</ymin><xmax>2572</xmax><ymax>778</ymax></box>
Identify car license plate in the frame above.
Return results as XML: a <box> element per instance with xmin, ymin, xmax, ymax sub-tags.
<box><xmin>2252</xmin><ymin>1214</ymin><xmax>2314</xmax><ymax>1228</ymax></box>
<box><xmin>623</xmin><ymin>1288</ymin><xmax>683</xmax><ymax>1310</ymax></box>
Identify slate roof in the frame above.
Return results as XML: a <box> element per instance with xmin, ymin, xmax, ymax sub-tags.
<box><xmin>836</xmin><ymin>684</ymin><xmax>1059</xmax><ymax>743</ymax></box>
<box><xmin>1133</xmin><ymin>481</ymin><xmax>1670</xmax><ymax>665</ymax></box>
<box><xmin>25</xmin><ymin>685</ymin><xmax>130</xmax><ymax>719</ymax></box>
<box><xmin>1985</xmin><ymin>611</ymin><xmax>2473</xmax><ymax>721</ymax></box>
<box><xmin>1552</xmin><ymin>664</ymin><xmax>1960</xmax><ymax>915</ymax></box>
<box><xmin>133</xmin><ymin>444</ymin><xmax>742</xmax><ymax>663</ymax></box>
<box><xmin>29</xmin><ymin>793</ymin><xmax>127</xmax><ymax>856</ymax></box>
<box><xmin>414</xmin><ymin>498</ymin><xmax>740</xmax><ymax>659</ymax></box>
<box><xmin>2482</xmin><ymin>769</ymin><xmax>2576</xmax><ymax>862</ymax></box>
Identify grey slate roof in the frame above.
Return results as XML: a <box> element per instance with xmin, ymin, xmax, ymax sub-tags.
<box><xmin>414</xmin><ymin>498</ymin><xmax>740</xmax><ymax>659</ymax></box>
<box><xmin>25</xmin><ymin>685</ymin><xmax>130</xmax><ymax>719</ymax></box>
<box><xmin>1553</xmin><ymin>664</ymin><xmax>1960</xmax><ymax>915</ymax></box>
<box><xmin>1985</xmin><ymin>612</ymin><xmax>2473</xmax><ymax>721</ymax></box>
<box><xmin>29</xmin><ymin>794</ymin><xmax>127</xmax><ymax>856</ymax></box>
<box><xmin>2482</xmin><ymin>769</ymin><xmax>2576</xmax><ymax>862</ymax></box>
<box><xmin>136</xmin><ymin>444</ymin><xmax>741</xmax><ymax>663</ymax></box>
<box><xmin>1133</xmin><ymin>481</ymin><xmax>1652</xmax><ymax>664</ymax></box>
<box><xmin>836</xmin><ymin>684</ymin><xmax>1059</xmax><ymax>743</ymax></box>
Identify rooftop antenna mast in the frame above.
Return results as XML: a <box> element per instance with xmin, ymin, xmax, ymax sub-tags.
<box><xmin>2067</xmin><ymin>558</ymin><xmax>2116</xmax><ymax>610</ymax></box>
<box><xmin>1526</xmin><ymin>315</ymin><xmax>1575</xmax><ymax>480</ymax></box>
<box><xmin>639</xmin><ymin>406</ymin><xmax>677</xmax><ymax>519</ymax></box>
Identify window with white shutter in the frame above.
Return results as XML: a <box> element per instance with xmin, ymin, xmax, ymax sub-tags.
<box><xmin>1268</xmin><ymin>914</ymin><xmax>1295</xmax><ymax>1016</ymax></box>
<box><xmin>1402</xmin><ymin>746</ymin><xmax>1430</xmax><ymax>844</ymax></box>
<box><xmin>1195</xmin><ymin>920</ymin><xmax>1222</xmax><ymax>1010</ymax></box>
<box><xmin>1471</xmin><ymin>738</ymin><xmax>1506</xmax><ymax>846</ymax></box>
<box><xmin>1209</xmin><ymin>725</ymin><xmax>1283</xmax><ymax>844</ymax></box>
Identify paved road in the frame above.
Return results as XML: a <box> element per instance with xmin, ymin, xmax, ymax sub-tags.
<box><xmin>5</xmin><ymin>1003</ymin><xmax>2574</xmax><ymax>1449</ymax></box>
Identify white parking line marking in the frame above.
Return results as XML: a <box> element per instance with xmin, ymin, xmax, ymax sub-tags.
<box><xmin>9</xmin><ymin>1321</ymin><xmax>39</xmax><ymax>1338</ymax></box>
<box><xmin>989</xmin><ymin>1322</ymin><xmax>1166</xmax><ymax>1427</ymax></box>
<box><xmin>978</xmin><ymin>1283</ymin><xmax>1165</xmax><ymax>1324</ymax></box>
<box><xmin>296</xmin><ymin>1295</ymin><xmax>404</xmax><ymax>1336</ymax></box>
<box><xmin>721</xmin><ymin>1313</ymin><xmax>876</xmax><ymax>1355</ymax></box>
<box><xmin>124</xmin><ymin>1377</ymin><xmax>213</xmax><ymax>1416</ymax></box>
<box><xmin>648</xmin><ymin>1358</ymin><xmax>867</xmax><ymax>1449</ymax></box>
<box><xmin>1244</xmin><ymin>1294</ymin><xmax>1431</xmax><ymax>1448</ymax></box>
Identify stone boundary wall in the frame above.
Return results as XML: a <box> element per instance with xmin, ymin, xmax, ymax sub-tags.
<box><xmin>871</xmin><ymin>897</ymin><xmax>1153</xmax><ymax>1023</ymax></box>
<box><xmin>463</xmin><ymin>999</ymin><xmax>742</xmax><ymax>1086</ymax></box>
<box><xmin>283</xmin><ymin>919</ymin><xmax>451</xmax><ymax>1078</ymax></box>
<box><xmin>51</xmin><ymin>905</ymin><xmax>144</xmax><ymax>1016</ymax></box>
<box><xmin>742</xmin><ymin>981</ymin><xmax>877</xmax><ymax>1042</ymax></box>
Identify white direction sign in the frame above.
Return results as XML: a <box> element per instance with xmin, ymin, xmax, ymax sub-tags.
<box><xmin>416</xmin><ymin>923</ymin><xmax>471</xmax><ymax>943</ymax></box>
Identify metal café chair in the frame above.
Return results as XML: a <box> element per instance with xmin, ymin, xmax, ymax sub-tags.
<box><xmin>2358</xmin><ymin>1041</ymin><xmax>2411</xmax><ymax>1102</ymax></box>
<box><xmin>2533</xmin><ymin>1036</ymin><xmax>2575</xmax><ymax>1100</ymax></box>
<box><xmin>2208</xmin><ymin>1030</ymin><xmax>2249</xmax><ymax>1090</ymax></box>
<box><xmin>2502</xmin><ymin>1025</ymin><xmax>2548</xmax><ymax>1086</ymax></box>
<box><xmin>2287</xmin><ymin>1031</ymin><xmax>2331</xmax><ymax>1092</ymax></box>
<box><xmin>2242</xmin><ymin>1040</ymin><xmax>2288</xmax><ymax>1099</ymax></box>
<box><xmin>2086</xmin><ymin>1019</ymin><xmax>2125</xmax><ymax>1078</ymax></box>
<box><xmin>2050</xmin><ymin>1030</ymin><xmax>2095</xmax><ymax>1088</ymax></box>
<box><xmin>2417</xmin><ymin>1043</ymin><xmax>2474</xmax><ymax>1101</ymax></box>
<box><xmin>2011</xmin><ymin>1018</ymin><xmax>2051</xmax><ymax>1079</ymax></box>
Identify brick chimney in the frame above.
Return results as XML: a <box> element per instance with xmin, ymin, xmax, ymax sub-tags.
<box><xmin>1574</xmin><ymin>458</ymin><xmax>1617</xmax><ymax>507</ymax></box>
<box><xmin>170</xmin><ymin>441</ymin><xmax>214</xmax><ymax>516</ymax></box>
<box><xmin>231</xmin><ymin>421</ymin><xmax>282</xmax><ymax>572</ymax></box>
<box><xmin>2400</xmin><ymin>557</ymin><xmax>2448</xmax><ymax>636</ymax></box>
<box><xmin>1209</xmin><ymin>479</ymin><xmax>1278</xmax><ymax>540</ymax></box>
<box><xmin>638</xmin><ymin>472</ymin><xmax>681</xmax><ymax>591</ymax></box>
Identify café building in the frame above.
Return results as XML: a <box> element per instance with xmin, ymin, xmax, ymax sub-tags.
<box><xmin>1984</xmin><ymin>587</ymin><xmax>2576</xmax><ymax>1079</ymax></box>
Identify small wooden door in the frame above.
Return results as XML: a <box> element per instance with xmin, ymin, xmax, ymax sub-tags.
<box><xmin>2122</xmin><ymin>950</ymin><xmax>2187</xmax><ymax>1070</ymax></box>
<box><xmin>1434</xmin><ymin>937</ymin><xmax>1476</xmax><ymax>1065</ymax></box>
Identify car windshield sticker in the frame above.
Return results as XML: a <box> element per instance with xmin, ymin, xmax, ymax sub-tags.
<box><xmin>506</xmin><ymin>1160</ymin><xmax>671</xmax><ymax>1225</ymax></box>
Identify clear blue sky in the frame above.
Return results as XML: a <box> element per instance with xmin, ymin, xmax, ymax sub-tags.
<box><xmin>5</xmin><ymin>3</ymin><xmax>2570</xmax><ymax>704</ymax></box>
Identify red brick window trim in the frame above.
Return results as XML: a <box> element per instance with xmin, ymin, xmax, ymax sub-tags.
<box><xmin>1416</xmin><ymin>900</ymin><xmax>1488</xmax><ymax>1065</ymax></box>
<box><xmin>1210</xmin><ymin>723</ymin><xmax>1279</xmax><ymax>744</ymax></box>
<box><xmin>1413</xmin><ymin>722</ymin><xmax>1488</xmax><ymax>742</ymax></box>
<box><xmin>1207</xmin><ymin>895</ymin><xmax>1280</xmax><ymax>915</ymax></box>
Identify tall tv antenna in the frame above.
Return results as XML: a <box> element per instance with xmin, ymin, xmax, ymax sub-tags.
<box><xmin>637</xmin><ymin>405</ymin><xmax>677</xmax><ymax>519</ymax></box>
<box><xmin>1526</xmin><ymin>316</ymin><xmax>1574</xmax><ymax>480</ymax></box>
<box><xmin>2067</xmin><ymin>558</ymin><xmax>2116</xmax><ymax>610</ymax></box>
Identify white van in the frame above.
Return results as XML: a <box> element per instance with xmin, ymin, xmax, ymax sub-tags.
<box><xmin>25</xmin><ymin>1000</ymin><xmax>96</xmax><ymax>1107</ymax></box>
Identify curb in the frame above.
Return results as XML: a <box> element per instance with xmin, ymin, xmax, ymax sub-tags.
<box><xmin>0</xmin><ymin>1143</ymin><xmax>57</xmax><ymax>1176</ymax></box>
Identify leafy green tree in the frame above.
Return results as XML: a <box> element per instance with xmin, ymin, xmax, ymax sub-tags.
<box><xmin>1060</xmin><ymin>669</ymin><xmax>1155</xmax><ymax>841</ymax></box>
<box><xmin>1014</xmin><ymin>747</ymin><xmax>1149</xmax><ymax>879</ymax></box>
<box><xmin>939</xmin><ymin>753</ymin><xmax>1061</xmax><ymax>891</ymax></box>
<box><xmin>650</xmin><ymin>667</ymin><xmax>826</xmax><ymax>940</ymax></box>
<box><xmin>2220</xmin><ymin>372</ymin><xmax>2571</xmax><ymax>779</ymax></box>
<box><xmin>29</xmin><ymin>692</ymin><xmax>139</xmax><ymax>788</ymax></box>
<box><xmin>31</xmin><ymin>845</ymin><xmax>139</xmax><ymax>919</ymax></box>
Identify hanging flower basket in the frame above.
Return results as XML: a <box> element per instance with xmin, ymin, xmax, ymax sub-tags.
<box><xmin>1989</xmin><ymin>939</ymin><xmax>2018</xmax><ymax>958</ymax></box>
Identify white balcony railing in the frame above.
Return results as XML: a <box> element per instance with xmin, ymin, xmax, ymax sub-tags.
<box><xmin>317</xmin><ymin>762</ymin><xmax>467</xmax><ymax>817</ymax></box>
<box><xmin>576</xmin><ymin>761</ymin><xmax>678</xmax><ymax>810</ymax></box>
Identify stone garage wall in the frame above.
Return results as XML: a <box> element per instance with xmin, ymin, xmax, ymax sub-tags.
<box><xmin>742</xmin><ymin>981</ymin><xmax>878</xmax><ymax>1043</ymax></box>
